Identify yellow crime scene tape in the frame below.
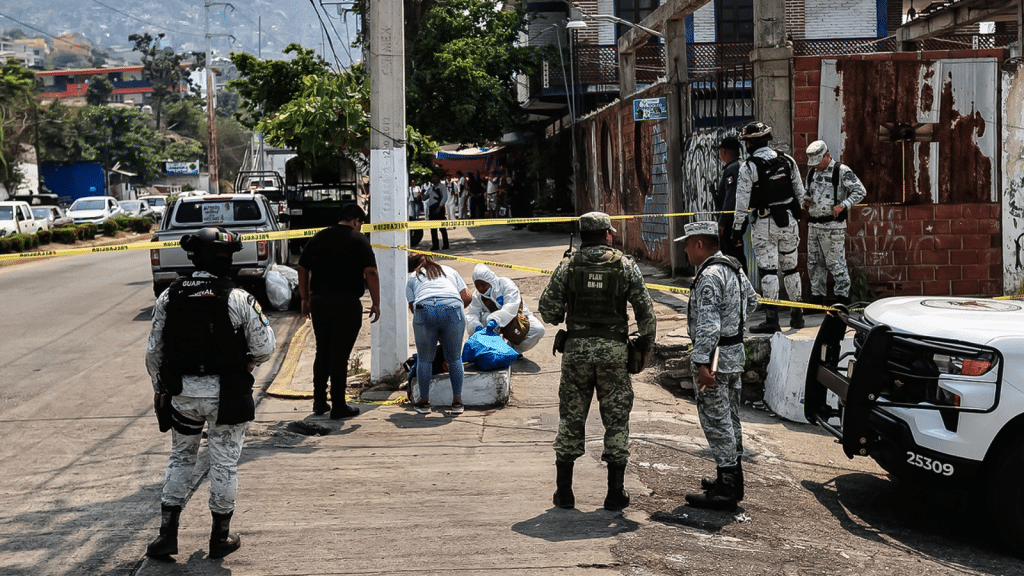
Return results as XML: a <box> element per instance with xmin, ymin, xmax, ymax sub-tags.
<box><xmin>0</xmin><ymin>210</ymin><xmax>876</xmax><ymax>313</ymax></box>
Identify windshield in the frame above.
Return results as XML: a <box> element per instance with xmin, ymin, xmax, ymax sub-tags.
<box><xmin>32</xmin><ymin>208</ymin><xmax>50</xmax><ymax>219</ymax></box>
<box><xmin>0</xmin><ymin>207</ymin><xmax>13</xmax><ymax>220</ymax></box>
<box><xmin>144</xmin><ymin>197</ymin><xmax>165</xmax><ymax>207</ymax></box>
<box><xmin>173</xmin><ymin>199</ymin><xmax>264</xmax><ymax>225</ymax></box>
<box><xmin>70</xmin><ymin>199</ymin><xmax>105</xmax><ymax>211</ymax></box>
<box><xmin>120</xmin><ymin>201</ymin><xmax>140</xmax><ymax>212</ymax></box>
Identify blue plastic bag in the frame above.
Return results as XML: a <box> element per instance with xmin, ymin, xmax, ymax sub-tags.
<box><xmin>462</xmin><ymin>323</ymin><xmax>519</xmax><ymax>371</ymax></box>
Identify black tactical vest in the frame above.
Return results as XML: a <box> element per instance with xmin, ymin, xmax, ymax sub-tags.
<box><xmin>566</xmin><ymin>248</ymin><xmax>629</xmax><ymax>331</ymax></box>
<box><xmin>159</xmin><ymin>276</ymin><xmax>248</xmax><ymax>396</ymax></box>
<box><xmin>747</xmin><ymin>154</ymin><xmax>796</xmax><ymax>209</ymax></box>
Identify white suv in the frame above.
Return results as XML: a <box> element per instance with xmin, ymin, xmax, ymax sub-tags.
<box><xmin>806</xmin><ymin>296</ymin><xmax>1024</xmax><ymax>551</ymax></box>
<box><xmin>67</xmin><ymin>196</ymin><xmax>125</xmax><ymax>227</ymax></box>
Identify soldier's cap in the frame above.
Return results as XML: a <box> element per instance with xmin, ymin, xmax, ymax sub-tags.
<box><xmin>578</xmin><ymin>211</ymin><xmax>616</xmax><ymax>233</ymax></box>
<box><xmin>673</xmin><ymin>220</ymin><xmax>718</xmax><ymax>242</ymax></box>
<box><xmin>807</xmin><ymin>140</ymin><xmax>829</xmax><ymax>165</ymax></box>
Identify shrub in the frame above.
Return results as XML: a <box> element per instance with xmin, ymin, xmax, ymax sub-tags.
<box><xmin>75</xmin><ymin>223</ymin><xmax>97</xmax><ymax>240</ymax></box>
<box><xmin>37</xmin><ymin>229</ymin><xmax>52</xmax><ymax>245</ymax></box>
<box><xmin>0</xmin><ymin>237</ymin><xmax>9</xmax><ymax>253</ymax></box>
<box><xmin>6</xmin><ymin>234</ymin><xmax>25</xmax><ymax>252</ymax></box>
<box><xmin>53</xmin><ymin>228</ymin><xmax>78</xmax><ymax>244</ymax></box>
<box><xmin>135</xmin><ymin>217</ymin><xmax>154</xmax><ymax>233</ymax></box>
<box><xmin>103</xmin><ymin>219</ymin><xmax>120</xmax><ymax>236</ymax></box>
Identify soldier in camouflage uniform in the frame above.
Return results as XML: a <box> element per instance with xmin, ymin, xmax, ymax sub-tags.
<box><xmin>145</xmin><ymin>228</ymin><xmax>276</xmax><ymax>561</ymax></box>
<box><xmin>676</xmin><ymin>220</ymin><xmax>759</xmax><ymax>511</ymax></box>
<box><xmin>732</xmin><ymin>121</ymin><xmax>807</xmax><ymax>333</ymax></box>
<box><xmin>538</xmin><ymin>212</ymin><xmax>657</xmax><ymax>511</ymax></box>
<box><xmin>803</xmin><ymin>141</ymin><xmax>866</xmax><ymax>307</ymax></box>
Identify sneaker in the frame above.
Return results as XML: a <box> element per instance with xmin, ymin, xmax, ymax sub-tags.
<box><xmin>414</xmin><ymin>400</ymin><xmax>431</xmax><ymax>414</ymax></box>
<box><xmin>312</xmin><ymin>401</ymin><xmax>331</xmax><ymax>416</ymax></box>
<box><xmin>450</xmin><ymin>402</ymin><xmax>465</xmax><ymax>416</ymax></box>
<box><xmin>329</xmin><ymin>404</ymin><xmax>360</xmax><ymax>419</ymax></box>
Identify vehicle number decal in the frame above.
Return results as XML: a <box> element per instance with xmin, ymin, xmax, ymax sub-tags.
<box><xmin>906</xmin><ymin>451</ymin><xmax>954</xmax><ymax>476</ymax></box>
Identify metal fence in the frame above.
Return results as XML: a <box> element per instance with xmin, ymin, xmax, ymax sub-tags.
<box><xmin>690</xmin><ymin>62</ymin><xmax>755</xmax><ymax>129</ymax></box>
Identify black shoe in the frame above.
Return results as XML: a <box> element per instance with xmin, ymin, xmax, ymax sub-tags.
<box><xmin>209</xmin><ymin>511</ymin><xmax>241</xmax><ymax>559</ymax></box>
<box><xmin>442</xmin><ymin>244</ymin><xmax>450</xmax><ymax>250</ymax></box>
<box><xmin>790</xmin><ymin>308</ymin><xmax>805</xmax><ymax>330</ymax></box>
<box><xmin>686</xmin><ymin>466</ymin><xmax>740</xmax><ymax>511</ymax></box>
<box><xmin>146</xmin><ymin>504</ymin><xmax>181</xmax><ymax>561</ymax></box>
<box><xmin>553</xmin><ymin>461</ymin><xmax>575</xmax><ymax>509</ymax></box>
<box><xmin>603</xmin><ymin>462</ymin><xmax>630</xmax><ymax>511</ymax></box>
<box><xmin>330</xmin><ymin>404</ymin><xmax>360</xmax><ymax>419</ymax></box>
<box><xmin>312</xmin><ymin>401</ymin><xmax>331</xmax><ymax>415</ymax></box>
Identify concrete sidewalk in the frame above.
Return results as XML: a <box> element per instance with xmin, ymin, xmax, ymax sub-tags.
<box><xmin>135</xmin><ymin>224</ymin><xmax>828</xmax><ymax>575</ymax></box>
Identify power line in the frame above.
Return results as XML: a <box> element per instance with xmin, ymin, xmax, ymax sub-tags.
<box><xmin>307</xmin><ymin>0</ymin><xmax>343</xmax><ymax>70</ymax></box>
<box><xmin>88</xmin><ymin>0</ymin><xmax>202</xmax><ymax>38</ymax></box>
<box><xmin>0</xmin><ymin>11</ymin><xmax>63</xmax><ymax>41</ymax></box>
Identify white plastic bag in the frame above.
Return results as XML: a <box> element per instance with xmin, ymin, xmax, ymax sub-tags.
<box><xmin>265</xmin><ymin>268</ymin><xmax>291</xmax><ymax>310</ymax></box>
<box><xmin>276</xmin><ymin>264</ymin><xmax>299</xmax><ymax>291</ymax></box>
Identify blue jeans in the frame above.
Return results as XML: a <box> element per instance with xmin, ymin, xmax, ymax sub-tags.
<box><xmin>413</xmin><ymin>297</ymin><xmax>466</xmax><ymax>400</ymax></box>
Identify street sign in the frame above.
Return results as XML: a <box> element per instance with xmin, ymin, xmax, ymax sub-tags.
<box><xmin>633</xmin><ymin>97</ymin><xmax>667</xmax><ymax>122</ymax></box>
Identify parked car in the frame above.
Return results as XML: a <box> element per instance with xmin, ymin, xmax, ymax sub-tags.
<box><xmin>67</xmin><ymin>196</ymin><xmax>125</xmax><ymax>227</ymax></box>
<box><xmin>281</xmin><ymin>184</ymin><xmax>359</xmax><ymax>255</ymax></box>
<box><xmin>806</xmin><ymin>296</ymin><xmax>1024</xmax><ymax>552</ymax></box>
<box><xmin>0</xmin><ymin>201</ymin><xmax>47</xmax><ymax>236</ymax></box>
<box><xmin>150</xmin><ymin>194</ymin><xmax>287</xmax><ymax>300</ymax></box>
<box><xmin>118</xmin><ymin>199</ymin><xmax>155</xmax><ymax>219</ymax></box>
<box><xmin>138</xmin><ymin>195</ymin><xmax>167</xmax><ymax>221</ymax></box>
<box><xmin>31</xmin><ymin>206</ymin><xmax>73</xmax><ymax>229</ymax></box>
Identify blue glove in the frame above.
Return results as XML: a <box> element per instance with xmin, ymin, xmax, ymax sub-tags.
<box><xmin>496</xmin><ymin>295</ymin><xmax>504</xmax><ymax>306</ymax></box>
<box><xmin>474</xmin><ymin>325</ymin><xmax>485</xmax><ymax>333</ymax></box>
<box><xmin>486</xmin><ymin>319</ymin><xmax>499</xmax><ymax>335</ymax></box>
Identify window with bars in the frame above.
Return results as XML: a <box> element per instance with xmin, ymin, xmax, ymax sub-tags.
<box><xmin>716</xmin><ymin>0</ymin><xmax>754</xmax><ymax>43</ymax></box>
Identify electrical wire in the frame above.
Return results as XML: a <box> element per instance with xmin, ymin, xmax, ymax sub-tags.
<box><xmin>88</xmin><ymin>0</ymin><xmax>202</xmax><ymax>38</ymax></box>
<box><xmin>0</xmin><ymin>11</ymin><xmax>63</xmax><ymax>41</ymax></box>
<box><xmin>307</xmin><ymin>0</ymin><xmax>343</xmax><ymax>70</ymax></box>
<box><xmin>321</xmin><ymin>2</ymin><xmax>356</xmax><ymax>67</ymax></box>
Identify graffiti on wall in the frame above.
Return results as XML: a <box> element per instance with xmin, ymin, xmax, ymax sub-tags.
<box><xmin>680</xmin><ymin>128</ymin><xmax>734</xmax><ymax>219</ymax></box>
<box><xmin>1002</xmin><ymin>64</ymin><xmax>1024</xmax><ymax>293</ymax></box>
<box><xmin>641</xmin><ymin>122</ymin><xmax>669</xmax><ymax>253</ymax></box>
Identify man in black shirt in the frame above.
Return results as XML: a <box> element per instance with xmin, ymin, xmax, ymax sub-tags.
<box><xmin>297</xmin><ymin>204</ymin><xmax>381</xmax><ymax>419</ymax></box>
<box><xmin>715</xmin><ymin>136</ymin><xmax>746</xmax><ymax>269</ymax></box>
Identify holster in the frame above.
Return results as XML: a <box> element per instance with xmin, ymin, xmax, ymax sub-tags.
<box><xmin>155</xmin><ymin>394</ymin><xmax>174</xmax><ymax>433</ymax></box>
<box><xmin>771</xmin><ymin>204</ymin><xmax>791</xmax><ymax>227</ymax></box>
<box><xmin>552</xmin><ymin>329</ymin><xmax>568</xmax><ymax>355</ymax></box>
<box><xmin>216</xmin><ymin>370</ymin><xmax>256</xmax><ymax>426</ymax></box>
<box><xmin>626</xmin><ymin>337</ymin><xmax>644</xmax><ymax>374</ymax></box>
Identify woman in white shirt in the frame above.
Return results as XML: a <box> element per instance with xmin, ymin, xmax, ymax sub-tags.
<box><xmin>406</xmin><ymin>254</ymin><xmax>472</xmax><ymax>414</ymax></box>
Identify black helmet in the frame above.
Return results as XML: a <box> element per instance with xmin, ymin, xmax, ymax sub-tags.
<box><xmin>740</xmin><ymin>121</ymin><xmax>772</xmax><ymax>139</ymax></box>
<box><xmin>180</xmin><ymin>227</ymin><xmax>242</xmax><ymax>264</ymax></box>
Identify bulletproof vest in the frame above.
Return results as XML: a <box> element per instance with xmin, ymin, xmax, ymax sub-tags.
<box><xmin>806</xmin><ymin>163</ymin><xmax>848</xmax><ymax>223</ymax></box>
<box><xmin>687</xmin><ymin>255</ymin><xmax>746</xmax><ymax>344</ymax></box>
<box><xmin>566</xmin><ymin>249</ymin><xmax>629</xmax><ymax>329</ymax></box>
<box><xmin>747</xmin><ymin>155</ymin><xmax>795</xmax><ymax>209</ymax></box>
<box><xmin>160</xmin><ymin>276</ymin><xmax>248</xmax><ymax>395</ymax></box>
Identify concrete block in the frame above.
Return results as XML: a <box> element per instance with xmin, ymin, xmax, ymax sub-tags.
<box><xmin>410</xmin><ymin>365</ymin><xmax>511</xmax><ymax>408</ymax></box>
<box><xmin>764</xmin><ymin>330</ymin><xmax>852</xmax><ymax>424</ymax></box>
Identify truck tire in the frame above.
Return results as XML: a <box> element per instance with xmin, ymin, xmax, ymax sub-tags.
<box><xmin>986</xmin><ymin>433</ymin><xmax>1024</xmax><ymax>552</ymax></box>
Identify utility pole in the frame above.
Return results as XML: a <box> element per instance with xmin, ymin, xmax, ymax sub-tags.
<box><xmin>205</xmin><ymin>2</ymin><xmax>219</xmax><ymax>194</ymax></box>
<box><xmin>368</xmin><ymin>0</ymin><xmax>409</xmax><ymax>382</ymax></box>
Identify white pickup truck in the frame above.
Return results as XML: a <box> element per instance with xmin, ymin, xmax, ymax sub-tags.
<box><xmin>0</xmin><ymin>201</ymin><xmax>47</xmax><ymax>236</ymax></box>
<box><xmin>150</xmin><ymin>194</ymin><xmax>287</xmax><ymax>300</ymax></box>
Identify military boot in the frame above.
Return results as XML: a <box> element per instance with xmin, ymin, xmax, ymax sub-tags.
<box><xmin>603</xmin><ymin>462</ymin><xmax>630</xmax><ymax>511</ymax></box>
<box><xmin>750</xmin><ymin>309</ymin><xmax>781</xmax><ymax>334</ymax></box>
<box><xmin>209</xmin><ymin>511</ymin><xmax>241</xmax><ymax>559</ymax></box>
<box><xmin>686</xmin><ymin>466</ymin><xmax>740</xmax><ymax>511</ymax></box>
<box><xmin>145</xmin><ymin>504</ymin><xmax>182</xmax><ymax>561</ymax></box>
<box><xmin>790</xmin><ymin>307</ymin><xmax>805</xmax><ymax>330</ymax></box>
<box><xmin>700</xmin><ymin>460</ymin><xmax>744</xmax><ymax>502</ymax></box>
<box><xmin>552</xmin><ymin>461</ymin><xmax>575</xmax><ymax>509</ymax></box>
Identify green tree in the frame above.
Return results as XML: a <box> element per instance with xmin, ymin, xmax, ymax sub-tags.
<box><xmin>216</xmin><ymin>115</ymin><xmax>250</xmax><ymax>192</ymax></box>
<box><xmin>407</xmin><ymin>0</ymin><xmax>541</xmax><ymax>145</ymax></box>
<box><xmin>129</xmin><ymin>33</ymin><xmax>203</xmax><ymax>130</ymax></box>
<box><xmin>37</xmin><ymin>100</ymin><xmax>95</xmax><ymax>163</ymax></box>
<box><xmin>162</xmin><ymin>97</ymin><xmax>205</xmax><ymax>141</ymax></box>
<box><xmin>0</xmin><ymin>60</ymin><xmax>38</xmax><ymax>192</ymax></box>
<box><xmin>228</xmin><ymin>44</ymin><xmax>332</xmax><ymax>130</ymax></box>
<box><xmin>164</xmin><ymin>139</ymin><xmax>203</xmax><ymax>162</ymax></box>
<box><xmin>85</xmin><ymin>75</ymin><xmax>114</xmax><ymax>106</ymax></box>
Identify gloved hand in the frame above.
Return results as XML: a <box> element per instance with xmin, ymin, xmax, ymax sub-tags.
<box><xmin>496</xmin><ymin>295</ymin><xmax>504</xmax><ymax>306</ymax></box>
<box><xmin>486</xmin><ymin>319</ymin><xmax>499</xmax><ymax>335</ymax></box>
<box><xmin>474</xmin><ymin>325</ymin><xmax>485</xmax><ymax>333</ymax></box>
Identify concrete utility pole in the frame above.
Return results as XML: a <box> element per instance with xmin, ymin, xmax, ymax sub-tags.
<box><xmin>205</xmin><ymin>2</ymin><xmax>219</xmax><ymax>194</ymax></box>
<box><xmin>663</xmin><ymin>16</ymin><xmax>688</xmax><ymax>275</ymax></box>
<box><xmin>751</xmin><ymin>0</ymin><xmax>794</xmax><ymax>153</ymax></box>
<box><xmin>368</xmin><ymin>0</ymin><xmax>409</xmax><ymax>382</ymax></box>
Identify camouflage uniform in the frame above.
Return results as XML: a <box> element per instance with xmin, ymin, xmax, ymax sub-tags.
<box><xmin>687</xmin><ymin>251</ymin><xmax>759</xmax><ymax>467</ymax></box>
<box><xmin>538</xmin><ymin>235</ymin><xmax>657</xmax><ymax>466</ymax></box>
<box><xmin>805</xmin><ymin>159</ymin><xmax>866</xmax><ymax>299</ymax></box>
<box><xmin>146</xmin><ymin>272</ymin><xmax>276</xmax><ymax>514</ymax></box>
<box><xmin>733</xmin><ymin>146</ymin><xmax>807</xmax><ymax>304</ymax></box>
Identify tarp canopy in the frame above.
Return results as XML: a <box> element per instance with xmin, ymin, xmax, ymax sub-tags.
<box><xmin>433</xmin><ymin>145</ymin><xmax>505</xmax><ymax>176</ymax></box>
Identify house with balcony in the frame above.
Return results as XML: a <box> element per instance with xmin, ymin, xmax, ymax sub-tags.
<box><xmin>36</xmin><ymin>65</ymin><xmax>154</xmax><ymax>104</ymax></box>
<box><xmin>0</xmin><ymin>37</ymin><xmax>48</xmax><ymax>68</ymax></box>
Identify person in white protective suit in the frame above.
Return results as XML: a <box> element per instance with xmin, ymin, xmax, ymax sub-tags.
<box><xmin>466</xmin><ymin>264</ymin><xmax>546</xmax><ymax>354</ymax></box>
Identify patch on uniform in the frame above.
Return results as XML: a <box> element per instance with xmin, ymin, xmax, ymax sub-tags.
<box><xmin>251</xmin><ymin>298</ymin><xmax>270</xmax><ymax>325</ymax></box>
<box><xmin>726</xmin><ymin>175</ymin><xmax>735</xmax><ymax>185</ymax></box>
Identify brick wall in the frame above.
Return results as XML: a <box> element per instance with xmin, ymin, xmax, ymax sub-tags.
<box><xmin>794</xmin><ymin>51</ymin><xmax>1004</xmax><ymax>298</ymax></box>
<box><xmin>804</xmin><ymin>0</ymin><xmax>878</xmax><ymax>39</ymax></box>
<box><xmin>785</xmin><ymin>0</ymin><xmax>807</xmax><ymax>40</ymax></box>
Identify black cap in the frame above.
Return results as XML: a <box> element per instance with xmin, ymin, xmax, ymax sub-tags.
<box><xmin>719</xmin><ymin>136</ymin><xmax>741</xmax><ymax>153</ymax></box>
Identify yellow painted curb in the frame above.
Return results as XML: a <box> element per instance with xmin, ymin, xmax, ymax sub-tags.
<box><xmin>265</xmin><ymin>320</ymin><xmax>312</xmax><ymax>398</ymax></box>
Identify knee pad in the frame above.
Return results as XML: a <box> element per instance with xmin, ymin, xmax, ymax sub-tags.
<box><xmin>782</xmin><ymin>268</ymin><xmax>799</xmax><ymax>278</ymax></box>
<box><xmin>758</xmin><ymin>267</ymin><xmax>777</xmax><ymax>281</ymax></box>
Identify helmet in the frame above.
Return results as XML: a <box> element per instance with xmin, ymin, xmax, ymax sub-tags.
<box><xmin>180</xmin><ymin>227</ymin><xmax>242</xmax><ymax>264</ymax></box>
<box><xmin>740</xmin><ymin>121</ymin><xmax>772</xmax><ymax>140</ymax></box>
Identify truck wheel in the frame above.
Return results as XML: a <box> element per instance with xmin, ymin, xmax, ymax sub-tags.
<box><xmin>986</xmin><ymin>434</ymin><xmax>1024</xmax><ymax>551</ymax></box>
